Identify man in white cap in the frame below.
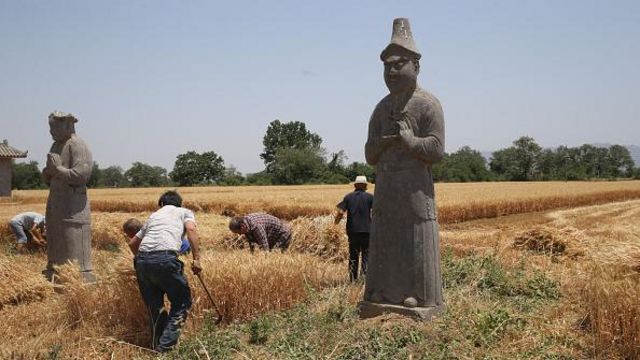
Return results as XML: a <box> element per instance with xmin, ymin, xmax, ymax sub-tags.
<box><xmin>335</xmin><ymin>175</ymin><xmax>374</xmax><ymax>281</ymax></box>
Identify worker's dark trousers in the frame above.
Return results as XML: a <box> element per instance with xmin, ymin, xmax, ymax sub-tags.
<box><xmin>135</xmin><ymin>251</ymin><xmax>192</xmax><ymax>352</ymax></box>
<box><xmin>347</xmin><ymin>232</ymin><xmax>369</xmax><ymax>282</ymax></box>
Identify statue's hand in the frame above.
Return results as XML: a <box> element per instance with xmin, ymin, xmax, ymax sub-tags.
<box><xmin>380</xmin><ymin>135</ymin><xmax>400</xmax><ymax>147</ymax></box>
<box><xmin>47</xmin><ymin>153</ymin><xmax>62</xmax><ymax>168</ymax></box>
<box><xmin>399</xmin><ymin>120</ymin><xmax>417</xmax><ymax>148</ymax></box>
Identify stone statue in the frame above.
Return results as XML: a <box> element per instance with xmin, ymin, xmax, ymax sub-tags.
<box><xmin>359</xmin><ymin>18</ymin><xmax>445</xmax><ymax>320</ymax></box>
<box><xmin>42</xmin><ymin>112</ymin><xmax>95</xmax><ymax>282</ymax></box>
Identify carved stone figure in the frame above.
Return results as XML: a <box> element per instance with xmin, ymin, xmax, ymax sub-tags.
<box><xmin>42</xmin><ymin>112</ymin><xmax>94</xmax><ymax>282</ymax></box>
<box><xmin>359</xmin><ymin>18</ymin><xmax>445</xmax><ymax>320</ymax></box>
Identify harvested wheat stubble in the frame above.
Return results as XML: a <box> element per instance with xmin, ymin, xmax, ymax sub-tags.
<box><xmin>0</xmin><ymin>250</ymin><xmax>344</xmax><ymax>359</ymax></box>
<box><xmin>578</xmin><ymin>244</ymin><xmax>640</xmax><ymax>360</ymax></box>
<box><xmin>0</xmin><ymin>254</ymin><xmax>53</xmax><ymax>308</ymax></box>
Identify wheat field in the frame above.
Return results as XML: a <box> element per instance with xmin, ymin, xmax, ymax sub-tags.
<box><xmin>1</xmin><ymin>181</ymin><xmax>640</xmax><ymax>358</ymax></box>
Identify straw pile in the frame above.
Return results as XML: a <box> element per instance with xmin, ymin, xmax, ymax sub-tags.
<box><xmin>0</xmin><ymin>254</ymin><xmax>53</xmax><ymax>308</ymax></box>
<box><xmin>578</xmin><ymin>243</ymin><xmax>640</xmax><ymax>359</ymax></box>
<box><xmin>513</xmin><ymin>227</ymin><xmax>567</xmax><ymax>254</ymax></box>
<box><xmin>289</xmin><ymin>216</ymin><xmax>348</xmax><ymax>261</ymax></box>
<box><xmin>0</xmin><ymin>250</ymin><xmax>344</xmax><ymax>358</ymax></box>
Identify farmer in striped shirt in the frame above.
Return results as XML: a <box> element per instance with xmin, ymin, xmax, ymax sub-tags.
<box><xmin>228</xmin><ymin>213</ymin><xmax>291</xmax><ymax>252</ymax></box>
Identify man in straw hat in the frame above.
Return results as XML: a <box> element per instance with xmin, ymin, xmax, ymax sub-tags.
<box><xmin>360</xmin><ymin>18</ymin><xmax>445</xmax><ymax>320</ymax></box>
<box><xmin>42</xmin><ymin>111</ymin><xmax>95</xmax><ymax>282</ymax></box>
<box><xmin>335</xmin><ymin>175</ymin><xmax>374</xmax><ymax>282</ymax></box>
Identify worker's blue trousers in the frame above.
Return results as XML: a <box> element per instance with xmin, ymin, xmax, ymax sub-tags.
<box><xmin>134</xmin><ymin>251</ymin><xmax>192</xmax><ymax>352</ymax></box>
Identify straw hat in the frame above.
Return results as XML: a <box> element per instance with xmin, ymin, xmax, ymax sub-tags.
<box><xmin>354</xmin><ymin>176</ymin><xmax>368</xmax><ymax>184</ymax></box>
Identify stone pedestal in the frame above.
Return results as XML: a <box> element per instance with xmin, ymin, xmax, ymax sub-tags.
<box><xmin>358</xmin><ymin>301</ymin><xmax>445</xmax><ymax>321</ymax></box>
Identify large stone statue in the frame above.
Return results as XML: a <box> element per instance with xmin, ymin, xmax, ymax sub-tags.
<box><xmin>359</xmin><ymin>18</ymin><xmax>445</xmax><ymax>320</ymax></box>
<box><xmin>42</xmin><ymin>112</ymin><xmax>95</xmax><ymax>282</ymax></box>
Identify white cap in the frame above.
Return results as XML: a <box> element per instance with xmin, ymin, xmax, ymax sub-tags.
<box><xmin>354</xmin><ymin>175</ymin><xmax>368</xmax><ymax>184</ymax></box>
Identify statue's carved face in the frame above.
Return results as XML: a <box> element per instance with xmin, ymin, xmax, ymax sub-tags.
<box><xmin>49</xmin><ymin>119</ymin><xmax>74</xmax><ymax>142</ymax></box>
<box><xmin>383</xmin><ymin>55</ymin><xmax>419</xmax><ymax>94</ymax></box>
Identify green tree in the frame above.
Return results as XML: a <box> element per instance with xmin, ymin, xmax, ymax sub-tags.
<box><xmin>99</xmin><ymin>166</ymin><xmax>129</xmax><ymax>187</ymax></box>
<box><xmin>490</xmin><ymin>136</ymin><xmax>541</xmax><ymax>181</ymax></box>
<box><xmin>433</xmin><ymin>146</ymin><xmax>491</xmax><ymax>182</ymax></box>
<box><xmin>87</xmin><ymin>162</ymin><xmax>101</xmax><ymax>188</ymax></box>
<box><xmin>343</xmin><ymin>162</ymin><xmax>376</xmax><ymax>184</ymax></box>
<box><xmin>219</xmin><ymin>166</ymin><xmax>246</xmax><ymax>186</ymax></box>
<box><xmin>270</xmin><ymin>147</ymin><xmax>327</xmax><ymax>185</ymax></box>
<box><xmin>245</xmin><ymin>171</ymin><xmax>274</xmax><ymax>185</ymax></box>
<box><xmin>12</xmin><ymin>161</ymin><xmax>44</xmax><ymax>189</ymax></box>
<box><xmin>606</xmin><ymin>145</ymin><xmax>635</xmax><ymax>178</ymax></box>
<box><xmin>260</xmin><ymin>120</ymin><xmax>323</xmax><ymax>171</ymax></box>
<box><xmin>170</xmin><ymin>151</ymin><xmax>225</xmax><ymax>186</ymax></box>
<box><xmin>125</xmin><ymin>162</ymin><xmax>168</xmax><ymax>187</ymax></box>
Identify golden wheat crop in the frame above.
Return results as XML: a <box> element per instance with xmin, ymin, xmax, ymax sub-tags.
<box><xmin>0</xmin><ymin>250</ymin><xmax>344</xmax><ymax>359</ymax></box>
<box><xmin>10</xmin><ymin>181</ymin><xmax>640</xmax><ymax>222</ymax></box>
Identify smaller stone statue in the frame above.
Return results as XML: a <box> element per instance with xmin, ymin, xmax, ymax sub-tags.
<box><xmin>43</xmin><ymin>111</ymin><xmax>95</xmax><ymax>282</ymax></box>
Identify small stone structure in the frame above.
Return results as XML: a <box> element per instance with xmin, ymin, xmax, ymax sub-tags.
<box><xmin>42</xmin><ymin>112</ymin><xmax>95</xmax><ymax>282</ymax></box>
<box><xmin>0</xmin><ymin>140</ymin><xmax>28</xmax><ymax>197</ymax></box>
<box><xmin>360</xmin><ymin>18</ymin><xmax>446</xmax><ymax>320</ymax></box>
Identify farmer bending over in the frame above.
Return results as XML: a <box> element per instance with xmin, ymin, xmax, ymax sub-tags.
<box><xmin>126</xmin><ymin>190</ymin><xmax>202</xmax><ymax>353</ymax></box>
<box><xmin>229</xmin><ymin>213</ymin><xmax>291</xmax><ymax>252</ymax></box>
<box><xmin>9</xmin><ymin>212</ymin><xmax>46</xmax><ymax>254</ymax></box>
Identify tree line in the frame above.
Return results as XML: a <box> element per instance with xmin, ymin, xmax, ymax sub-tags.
<box><xmin>11</xmin><ymin>121</ymin><xmax>640</xmax><ymax>189</ymax></box>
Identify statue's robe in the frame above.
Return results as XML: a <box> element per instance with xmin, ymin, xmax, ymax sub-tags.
<box><xmin>364</xmin><ymin>86</ymin><xmax>445</xmax><ymax>307</ymax></box>
<box><xmin>43</xmin><ymin>134</ymin><xmax>93</xmax><ymax>277</ymax></box>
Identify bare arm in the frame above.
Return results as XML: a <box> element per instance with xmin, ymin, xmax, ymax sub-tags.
<box><xmin>185</xmin><ymin>221</ymin><xmax>202</xmax><ymax>274</ymax></box>
<box><xmin>334</xmin><ymin>207</ymin><xmax>345</xmax><ymax>224</ymax></box>
<box><xmin>29</xmin><ymin>224</ymin><xmax>45</xmax><ymax>244</ymax></box>
<box><xmin>128</xmin><ymin>236</ymin><xmax>142</xmax><ymax>255</ymax></box>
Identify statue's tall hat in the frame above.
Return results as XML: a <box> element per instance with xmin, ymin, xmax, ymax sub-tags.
<box><xmin>49</xmin><ymin>111</ymin><xmax>78</xmax><ymax>123</ymax></box>
<box><xmin>380</xmin><ymin>18</ymin><xmax>421</xmax><ymax>61</ymax></box>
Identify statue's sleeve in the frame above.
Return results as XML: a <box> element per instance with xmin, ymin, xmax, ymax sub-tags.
<box><xmin>57</xmin><ymin>140</ymin><xmax>93</xmax><ymax>186</ymax></box>
<box><xmin>406</xmin><ymin>99</ymin><xmax>445</xmax><ymax>164</ymax></box>
<box><xmin>365</xmin><ymin>107</ymin><xmax>384</xmax><ymax>165</ymax></box>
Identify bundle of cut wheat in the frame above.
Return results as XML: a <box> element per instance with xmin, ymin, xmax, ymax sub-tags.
<box><xmin>0</xmin><ymin>254</ymin><xmax>53</xmax><ymax>308</ymax></box>
<box><xmin>289</xmin><ymin>216</ymin><xmax>348</xmax><ymax>261</ymax></box>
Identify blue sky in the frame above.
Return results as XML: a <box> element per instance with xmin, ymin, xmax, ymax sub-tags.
<box><xmin>1</xmin><ymin>0</ymin><xmax>638</xmax><ymax>173</ymax></box>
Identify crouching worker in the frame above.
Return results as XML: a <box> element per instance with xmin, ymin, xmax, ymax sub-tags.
<box><xmin>9</xmin><ymin>212</ymin><xmax>46</xmax><ymax>254</ymax></box>
<box><xmin>125</xmin><ymin>190</ymin><xmax>202</xmax><ymax>353</ymax></box>
<box><xmin>228</xmin><ymin>213</ymin><xmax>291</xmax><ymax>252</ymax></box>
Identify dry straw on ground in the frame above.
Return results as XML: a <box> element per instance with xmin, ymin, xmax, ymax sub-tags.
<box><xmin>578</xmin><ymin>244</ymin><xmax>640</xmax><ymax>359</ymax></box>
<box><xmin>0</xmin><ymin>250</ymin><xmax>344</xmax><ymax>359</ymax></box>
<box><xmin>289</xmin><ymin>215</ymin><xmax>348</xmax><ymax>261</ymax></box>
<box><xmin>513</xmin><ymin>227</ymin><xmax>567</xmax><ymax>254</ymax></box>
<box><xmin>0</xmin><ymin>253</ymin><xmax>53</xmax><ymax>308</ymax></box>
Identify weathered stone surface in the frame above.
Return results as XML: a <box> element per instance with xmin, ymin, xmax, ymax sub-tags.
<box><xmin>362</xmin><ymin>18</ymin><xmax>445</xmax><ymax>320</ymax></box>
<box><xmin>42</xmin><ymin>112</ymin><xmax>94</xmax><ymax>282</ymax></box>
